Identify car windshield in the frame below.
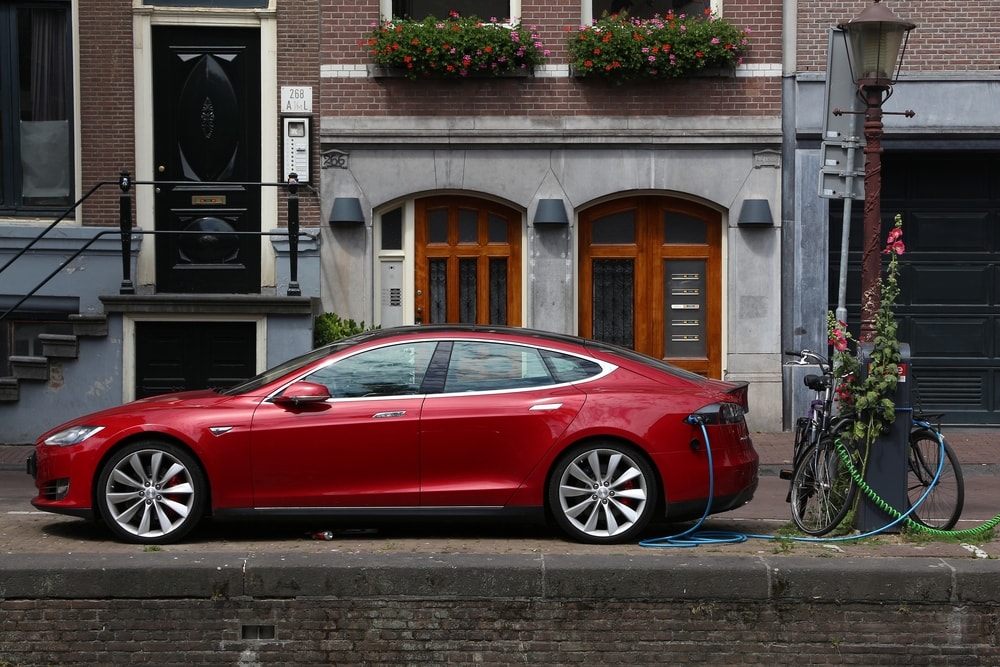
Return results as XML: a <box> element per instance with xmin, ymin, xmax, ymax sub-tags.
<box><xmin>216</xmin><ymin>332</ymin><xmax>374</xmax><ymax>395</ymax></box>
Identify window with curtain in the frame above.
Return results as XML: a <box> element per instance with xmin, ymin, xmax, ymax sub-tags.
<box><xmin>0</xmin><ymin>2</ymin><xmax>73</xmax><ymax>213</ymax></box>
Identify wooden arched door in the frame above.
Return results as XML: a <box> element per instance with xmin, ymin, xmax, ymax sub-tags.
<box><xmin>579</xmin><ymin>197</ymin><xmax>722</xmax><ymax>377</ymax></box>
<box><xmin>415</xmin><ymin>196</ymin><xmax>522</xmax><ymax>325</ymax></box>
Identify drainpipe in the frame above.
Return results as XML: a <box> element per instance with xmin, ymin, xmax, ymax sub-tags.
<box><xmin>780</xmin><ymin>0</ymin><xmax>797</xmax><ymax>429</ymax></box>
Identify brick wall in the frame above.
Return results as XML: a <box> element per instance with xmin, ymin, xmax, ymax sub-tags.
<box><xmin>797</xmin><ymin>0</ymin><xmax>1000</xmax><ymax>73</ymax></box>
<box><xmin>77</xmin><ymin>0</ymin><xmax>135</xmax><ymax>227</ymax></box>
<box><xmin>321</xmin><ymin>0</ymin><xmax>783</xmax><ymax>118</ymax></box>
<box><xmin>277</xmin><ymin>1</ymin><xmax>323</xmax><ymax>226</ymax></box>
<box><xmin>2</xmin><ymin>597</ymin><xmax>999</xmax><ymax>665</ymax></box>
<box><xmin>3</xmin><ymin>553</ymin><xmax>1000</xmax><ymax>666</ymax></box>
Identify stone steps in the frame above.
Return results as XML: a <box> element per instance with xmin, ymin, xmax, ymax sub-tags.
<box><xmin>0</xmin><ymin>314</ymin><xmax>108</xmax><ymax>402</ymax></box>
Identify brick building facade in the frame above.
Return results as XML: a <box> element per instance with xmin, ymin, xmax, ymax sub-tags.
<box><xmin>6</xmin><ymin>0</ymin><xmax>996</xmax><ymax>440</ymax></box>
<box><xmin>318</xmin><ymin>0</ymin><xmax>786</xmax><ymax>429</ymax></box>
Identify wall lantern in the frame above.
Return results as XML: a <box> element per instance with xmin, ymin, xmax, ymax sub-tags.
<box><xmin>533</xmin><ymin>199</ymin><xmax>569</xmax><ymax>225</ymax></box>
<box><xmin>328</xmin><ymin>197</ymin><xmax>365</xmax><ymax>225</ymax></box>
<box><xmin>736</xmin><ymin>199</ymin><xmax>774</xmax><ymax>227</ymax></box>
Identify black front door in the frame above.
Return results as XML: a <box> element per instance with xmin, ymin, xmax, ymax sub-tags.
<box><xmin>135</xmin><ymin>321</ymin><xmax>256</xmax><ymax>399</ymax></box>
<box><xmin>152</xmin><ymin>27</ymin><xmax>261</xmax><ymax>294</ymax></box>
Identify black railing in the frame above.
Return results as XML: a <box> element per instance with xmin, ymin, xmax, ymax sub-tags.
<box><xmin>0</xmin><ymin>171</ymin><xmax>312</xmax><ymax>323</ymax></box>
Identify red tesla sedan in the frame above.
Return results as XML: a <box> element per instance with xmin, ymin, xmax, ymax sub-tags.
<box><xmin>29</xmin><ymin>325</ymin><xmax>758</xmax><ymax>545</ymax></box>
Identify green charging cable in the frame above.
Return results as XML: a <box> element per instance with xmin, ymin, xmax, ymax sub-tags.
<box><xmin>834</xmin><ymin>438</ymin><xmax>1000</xmax><ymax>539</ymax></box>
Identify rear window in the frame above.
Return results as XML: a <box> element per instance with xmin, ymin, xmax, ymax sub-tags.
<box><xmin>444</xmin><ymin>341</ymin><xmax>553</xmax><ymax>392</ymax></box>
<box><xmin>584</xmin><ymin>338</ymin><xmax>706</xmax><ymax>383</ymax></box>
<box><xmin>541</xmin><ymin>350</ymin><xmax>604</xmax><ymax>383</ymax></box>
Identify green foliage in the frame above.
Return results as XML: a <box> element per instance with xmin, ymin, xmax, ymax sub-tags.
<box><xmin>828</xmin><ymin>214</ymin><xmax>906</xmax><ymax>448</ymax></box>
<box><xmin>567</xmin><ymin>10</ymin><xmax>749</xmax><ymax>82</ymax></box>
<box><xmin>365</xmin><ymin>12</ymin><xmax>548</xmax><ymax>79</ymax></box>
<box><xmin>313</xmin><ymin>313</ymin><xmax>375</xmax><ymax>348</ymax></box>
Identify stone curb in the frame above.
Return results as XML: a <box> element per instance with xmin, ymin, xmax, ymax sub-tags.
<box><xmin>2</xmin><ymin>553</ymin><xmax>997</xmax><ymax>604</ymax></box>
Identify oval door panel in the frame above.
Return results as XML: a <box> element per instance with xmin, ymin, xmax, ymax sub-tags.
<box><xmin>177</xmin><ymin>54</ymin><xmax>240</xmax><ymax>181</ymax></box>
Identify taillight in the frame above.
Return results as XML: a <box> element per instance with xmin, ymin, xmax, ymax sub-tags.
<box><xmin>720</xmin><ymin>402</ymin><xmax>745</xmax><ymax>424</ymax></box>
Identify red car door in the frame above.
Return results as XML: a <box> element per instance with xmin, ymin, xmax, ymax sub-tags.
<box><xmin>418</xmin><ymin>341</ymin><xmax>587</xmax><ymax>506</ymax></box>
<box><xmin>249</xmin><ymin>396</ymin><xmax>423</xmax><ymax>507</ymax></box>
<box><xmin>248</xmin><ymin>340</ymin><xmax>440</xmax><ymax>507</ymax></box>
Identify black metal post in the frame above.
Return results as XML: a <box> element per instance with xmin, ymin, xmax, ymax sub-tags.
<box><xmin>118</xmin><ymin>171</ymin><xmax>135</xmax><ymax>295</ymax></box>
<box><xmin>286</xmin><ymin>173</ymin><xmax>301</xmax><ymax>297</ymax></box>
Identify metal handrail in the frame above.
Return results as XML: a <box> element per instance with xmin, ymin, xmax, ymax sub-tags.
<box><xmin>0</xmin><ymin>179</ymin><xmax>119</xmax><ymax>276</ymax></box>
<box><xmin>1</xmin><ymin>171</ymin><xmax>311</xmax><ymax>324</ymax></box>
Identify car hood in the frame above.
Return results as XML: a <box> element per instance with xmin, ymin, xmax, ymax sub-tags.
<box><xmin>36</xmin><ymin>389</ymin><xmax>242</xmax><ymax>442</ymax></box>
<box><xmin>127</xmin><ymin>389</ymin><xmax>235</xmax><ymax>408</ymax></box>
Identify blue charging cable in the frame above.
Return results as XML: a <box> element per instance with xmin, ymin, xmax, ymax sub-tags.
<box><xmin>638</xmin><ymin>416</ymin><xmax>944</xmax><ymax>549</ymax></box>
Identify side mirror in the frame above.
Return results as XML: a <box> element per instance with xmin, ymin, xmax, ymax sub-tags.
<box><xmin>272</xmin><ymin>381</ymin><xmax>331</xmax><ymax>407</ymax></box>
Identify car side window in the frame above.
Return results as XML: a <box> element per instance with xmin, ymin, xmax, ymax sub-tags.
<box><xmin>445</xmin><ymin>342</ymin><xmax>553</xmax><ymax>393</ymax></box>
<box><xmin>541</xmin><ymin>350</ymin><xmax>605</xmax><ymax>383</ymax></box>
<box><xmin>303</xmin><ymin>342</ymin><xmax>438</xmax><ymax>398</ymax></box>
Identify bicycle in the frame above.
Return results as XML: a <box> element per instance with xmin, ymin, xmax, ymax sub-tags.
<box><xmin>907</xmin><ymin>413</ymin><xmax>964</xmax><ymax>530</ymax></box>
<box><xmin>781</xmin><ymin>349</ymin><xmax>965</xmax><ymax>535</ymax></box>
<box><xmin>782</xmin><ymin>349</ymin><xmax>860</xmax><ymax>536</ymax></box>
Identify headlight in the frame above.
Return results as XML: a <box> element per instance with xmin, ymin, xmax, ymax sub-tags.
<box><xmin>44</xmin><ymin>425</ymin><xmax>105</xmax><ymax>446</ymax></box>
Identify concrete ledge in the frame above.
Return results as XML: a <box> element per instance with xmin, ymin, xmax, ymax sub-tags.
<box><xmin>0</xmin><ymin>554</ymin><xmax>245</xmax><ymax>599</ymax></box>
<box><xmin>2</xmin><ymin>553</ymin><xmax>997</xmax><ymax>603</ymax></box>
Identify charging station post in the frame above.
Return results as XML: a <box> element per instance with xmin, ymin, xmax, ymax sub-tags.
<box><xmin>855</xmin><ymin>342</ymin><xmax>911</xmax><ymax>533</ymax></box>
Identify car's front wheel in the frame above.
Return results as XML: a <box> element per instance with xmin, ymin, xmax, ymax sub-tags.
<box><xmin>95</xmin><ymin>440</ymin><xmax>206</xmax><ymax>544</ymax></box>
<box><xmin>547</xmin><ymin>442</ymin><xmax>658</xmax><ymax>544</ymax></box>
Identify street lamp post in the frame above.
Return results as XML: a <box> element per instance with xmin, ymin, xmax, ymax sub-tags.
<box><xmin>837</xmin><ymin>1</ymin><xmax>915</xmax><ymax>342</ymax></box>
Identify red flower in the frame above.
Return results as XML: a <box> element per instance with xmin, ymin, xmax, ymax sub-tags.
<box><xmin>883</xmin><ymin>227</ymin><xmax>905</xmax><ymax>255</ymax></box>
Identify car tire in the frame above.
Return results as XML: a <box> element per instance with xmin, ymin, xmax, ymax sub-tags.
<box><xmin>95</xmin><ymin>440</ymin><xmax>206</xmax><ymax>545</ymax></box>
<box><xmin>547</xmin><ymin>441</ymin><xmax>658</xmax><ymax>544</ymax></box>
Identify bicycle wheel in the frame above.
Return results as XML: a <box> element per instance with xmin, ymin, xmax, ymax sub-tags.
<box><xmin>789</xmin><ymin>437</ymin><xmax>859</xmax><ymax>536</ymax></box>
<box><xmin>908</xmin><ymin>428</ymin><xmax>964</xmax><ymax>530</ymax></box>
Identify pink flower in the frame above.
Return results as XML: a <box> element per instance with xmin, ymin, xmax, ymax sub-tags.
<box><xmin>882</xmin><ymin>226</ymin><xmax>904</xmax><ymax>255</ymax></box>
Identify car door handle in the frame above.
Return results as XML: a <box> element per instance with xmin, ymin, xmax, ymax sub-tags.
<box><xmin>372</xmin><ymin>410</ymin><xmax>407</xmax><ymax>419</ymax></box>
<box><xmin>529</xmin><ymin>403</ymin><xmax>563</xmax><ymax>411</ymax></box>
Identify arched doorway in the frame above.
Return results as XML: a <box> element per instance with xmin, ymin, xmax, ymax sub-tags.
<box><xmin>414</xmin><ymin>196</ymin><xmax>523</xmax><ymax>325</ymax></box>
<box><xmin>579</xmin><ymin>196</ymin><xmax>722</xmax><ymax>377</ymax></box>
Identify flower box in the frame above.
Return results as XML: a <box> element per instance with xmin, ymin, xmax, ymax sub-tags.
<box><xmin>365</xmin><ymin>13</ymin><xmax>548</xmax><ymax>80</ymax></box>
<box><xmin>369</xmin><ymin>65</ymin><xmax>531</xmax><ymax>79</ymax></box>
<box><xmin>567</xmin><ymin>11</ymin><xmax>749</xmax><ymax>83</ymax></box>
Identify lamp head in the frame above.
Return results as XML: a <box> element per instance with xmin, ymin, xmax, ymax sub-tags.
<box><xmin>838</xmin><ymin>1</ymin><xmax>915</xmax><ymax>87</ymax></box>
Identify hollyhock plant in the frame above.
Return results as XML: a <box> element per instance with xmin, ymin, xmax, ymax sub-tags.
<box><xmin>829</xmin><ymin>214</ymin><xmax>906</xmax><ymax>447</ymax></box>
<box><xmin>365</xmin><ymin>13</ymin><xmax>548</xmax><ymax>79</ymax></box>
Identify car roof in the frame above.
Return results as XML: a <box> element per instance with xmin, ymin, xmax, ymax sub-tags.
<box><xmin>360</xmin><ymin>324</ymin><xmax>590</xmax><ymax>347</ymax></box>
<box><xmin>354</xmin><ymin>325</ymin><xmax>712</xmax><ymax>384</ymax></box>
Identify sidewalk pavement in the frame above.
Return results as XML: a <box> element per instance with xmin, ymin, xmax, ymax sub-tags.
<box><xmin>2</xmin><ymin>428</ymin><xmax>997</xmax><ymax>472</ymax></box>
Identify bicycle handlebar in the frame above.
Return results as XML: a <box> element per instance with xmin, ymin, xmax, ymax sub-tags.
<box><xmin>783</xmin><ymin>349</ymin><xmax>829</xmax><ymax>367</ymax></box>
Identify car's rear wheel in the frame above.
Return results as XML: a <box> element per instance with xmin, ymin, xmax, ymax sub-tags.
<box><xmin>547</xmin><ymin>441</ymin><xmax>658</xmax><ymax>544</ymax></box>
<box><xmin>95</xmin><ymin>440</ymin><xmax>206</xmax><ymax>544</ymax></box>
